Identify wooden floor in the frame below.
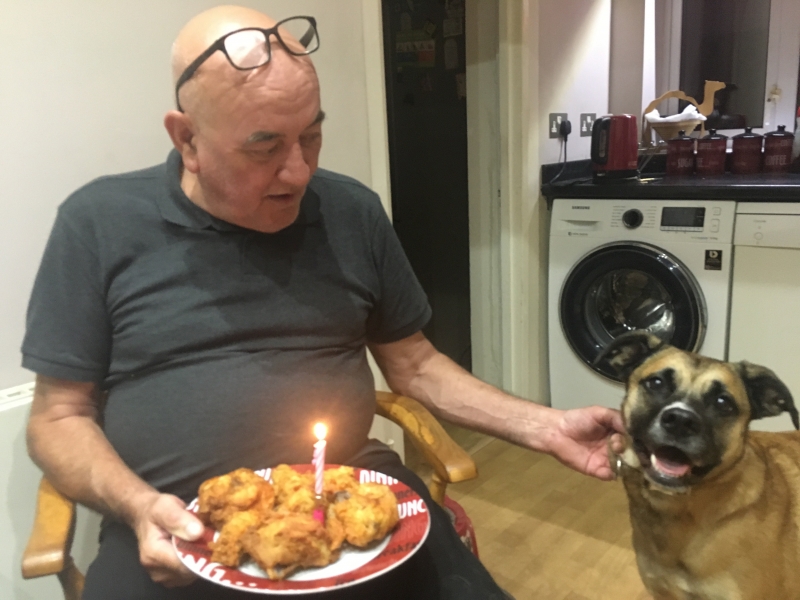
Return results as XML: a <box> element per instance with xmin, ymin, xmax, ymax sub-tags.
<box><xmin>440</xmin><ymin>436</ymin><xmax>651</xmax><ymax>600</ymax></box>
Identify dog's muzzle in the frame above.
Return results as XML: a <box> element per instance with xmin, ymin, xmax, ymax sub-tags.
<box><xmin>629</xmin><ymin>405</ymin><xmax>720</xmax><ymax>490</ymax></box>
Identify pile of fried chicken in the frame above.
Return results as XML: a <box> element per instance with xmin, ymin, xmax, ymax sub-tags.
<box><xmin>196</xmin><ymin>465</ymin><xmax>400</xmax><ymax>580</ymax></box>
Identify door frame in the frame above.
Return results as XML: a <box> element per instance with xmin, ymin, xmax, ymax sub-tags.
<box><xmin>365</xmin><ymin>0</ymin><xmax>543</xmax><ymax>402</ymax></box>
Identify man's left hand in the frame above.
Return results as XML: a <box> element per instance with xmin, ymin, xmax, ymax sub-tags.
<box><xmin>545</xmin><ymin>406</ymin><xmax>625</xmax><ymax>481</ymax></box>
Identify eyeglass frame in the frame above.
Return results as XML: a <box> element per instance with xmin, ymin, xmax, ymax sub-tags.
<box><xmin>174</xmin><ymin>15</ymin><xmax>319</xmax><ymax>112</ymax></box>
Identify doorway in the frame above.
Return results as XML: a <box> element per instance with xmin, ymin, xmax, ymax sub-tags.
<box><xmin>381</xmin><ymin>0</ymin><xmax>472</xmax><ymax>371</ymax></box>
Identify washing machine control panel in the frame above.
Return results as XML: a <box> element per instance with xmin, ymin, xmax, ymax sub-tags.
<box><xmin>622</xmin><ymin>209</ymin><xmax>643</xmax><ymax>229</ymax></box>
<box><xmin>659</xmin><ymin>206</ymin><xmax>706</xmax><ymax>232</ymax></box>
<box><xmin>550</xmin><ymin>199</ymin><xmax>736</xmax><ymax>243</ymax></box>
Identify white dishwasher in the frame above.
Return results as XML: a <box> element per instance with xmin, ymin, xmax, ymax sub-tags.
<box><xmin>729</xmin><ymin>202</ymin><xmax>800</xmax><ymax>432</ymax></box>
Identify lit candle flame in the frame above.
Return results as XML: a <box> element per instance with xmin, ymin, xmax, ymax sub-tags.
<box><xmin>313</xmin><ymin>422</ymin><xmax>327</xmax><ymax>441</ymax></box>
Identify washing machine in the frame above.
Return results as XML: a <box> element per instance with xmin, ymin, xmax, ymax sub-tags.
<box><xmin>548</xmin><ymin>198</ymin><xmax>735</xmax><ymax>410</ymax></box>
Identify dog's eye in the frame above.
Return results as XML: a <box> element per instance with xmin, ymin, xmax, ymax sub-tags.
<box><xmin>714</xmin><ymin>395</ymin><xmax>736</xmax><ymax>416</ymax></box>
<box><xmin>644</xmin><ymin>376</ymin><xmax>664</xmax><ymax>391</ymax></box>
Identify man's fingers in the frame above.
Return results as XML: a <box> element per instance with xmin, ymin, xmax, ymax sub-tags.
<box><xmin>140</xmin><ymin>527</ymin><xmax>197</xmax><ymax>587</ymax></box>
<box><xmin>151</xmin><ymin>494</ymin><xmax>205</xmax><ymax>541</ymax></box>
<box><xmin>609</xmin><ymin>432</ymin><xmax>626</xmax><ymax>455</ymax></box>
<box><xmin>597</xmin><ymin>407</ymin><xmax>625</xmax><ymax>434</ymax></box>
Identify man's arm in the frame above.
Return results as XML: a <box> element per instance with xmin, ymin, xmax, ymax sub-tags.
<box><xmin>27</xmin><ymin>375</ymin><xmax>203</xmax><ymax>587</ymax></box>
<box><xmin>369</xmin><ymin>332</ymin><xmax>625</xmax><ymax>480</ymax></box>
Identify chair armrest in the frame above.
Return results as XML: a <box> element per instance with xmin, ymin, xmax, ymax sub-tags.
<box><xmin>22</xmin><ymin>477</ymin><xmax>76</xmax><ymax>579</ymax></box>
<box><xmin>375</xmin><ymin>391</ymin><xmax>477</xmax><ymax>488</ymax></box>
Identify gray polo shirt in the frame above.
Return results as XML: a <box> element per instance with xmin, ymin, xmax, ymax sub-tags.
<box><xmin>22</xmin><ymin>150</ymin><xmax>431</xmax><ymax>501</ymax></box>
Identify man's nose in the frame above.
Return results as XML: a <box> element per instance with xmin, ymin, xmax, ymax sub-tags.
<box><xmin>277</xmin><ymin>142</ymin><xmax>311</xmax><ymax>186</ymax></box>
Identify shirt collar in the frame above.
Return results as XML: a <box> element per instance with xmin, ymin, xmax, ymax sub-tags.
<box><xmin>156</xmin><ymin>149</ymin><xmax>321</xmax><ymax>232</ymax></box>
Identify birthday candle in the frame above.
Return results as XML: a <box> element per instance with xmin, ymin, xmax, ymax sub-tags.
<box><xmin>312</xmin><ymin>423</ymin><xmax>327</xmax><ymax>497</ymax></box>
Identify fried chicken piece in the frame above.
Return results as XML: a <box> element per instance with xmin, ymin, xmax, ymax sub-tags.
<box><xmin>239</xmin><ymin>513</ymin><xmax>338</xmax><ymax>580</ymax></box>
<box><xmin>323</xmin><ymin>465</ymin><xmax>359</xmax><ymax>501</ymax></box>
<box><xmin>209</xmin><ymin>509</ymin><xmax>263</xmax><ymax>567</ymax></box>
<box><xmin>197</xmin><ymin>468</ymin><xmax>274</xmax><ymax>529</ymax></box>
<box><xmin>325</xmin><ymin>504</ymin><xmax>346</xmax><ymax>552</ymax></box>
<box><xmin>332</xmin><ymin>482</ymin><xmax>399</xmax><ymax>547</ymax></box>
<box><xmin>271</xmin><ymin>464</ymin><xmax>315</xmax><ymax>508</ymax></box>
<box><xmin>279</xmin><ymin>486</ymin><xmax>317</xmax><ymax>514</ymax></box>
<box><xmin>271</xmin><ymin>464</ymin><xmax>359</xmax><ymax>514</ymax></box>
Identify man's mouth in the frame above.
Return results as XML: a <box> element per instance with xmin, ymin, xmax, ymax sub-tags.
<box><xmin>267</xmin><ymin>193</ymin><xmax>297</xmax><ymax>203</ymax></box>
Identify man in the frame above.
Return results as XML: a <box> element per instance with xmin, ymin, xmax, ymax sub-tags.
<box><xmin>23</xmin><ymin>6</ymin><xmax>623</xmax><ymax>599</ymax></box>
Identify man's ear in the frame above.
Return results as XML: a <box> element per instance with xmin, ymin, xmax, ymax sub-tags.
<box><xmin>163</xmin><ymin>110</ymin><xmax>199</xmax><ymax>173</ymax></box>
<box><xmin>736</xmin><ymin>361</ymin><xmax>799</xmax><ymax>430</ymax></box>
<box><xmin>593</xmin><ymin>331</ymin><xmax>667</xmax><ymax>381</ymax></box>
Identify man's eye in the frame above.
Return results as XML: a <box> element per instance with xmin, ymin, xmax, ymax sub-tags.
<box><xmin>644</xmin><ymin>377</ymin><xmax>664</xmax><ymax>391</ymax></box>
<box><xmin>300</xmin><ymin>133</ymin><xmax>321</xmax><ymax>146</ymax></box>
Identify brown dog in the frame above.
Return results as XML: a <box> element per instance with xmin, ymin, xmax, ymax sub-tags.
<box><xmin>596</xmin><ymin>331</ymin><xmax>800</xmax><ymax>600</ymax></box>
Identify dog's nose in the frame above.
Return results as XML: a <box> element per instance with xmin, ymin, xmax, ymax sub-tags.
<box><xmin>660</xmin><ymin>407</ymin><xmax>702</xmax><ymax>437</ymax></box>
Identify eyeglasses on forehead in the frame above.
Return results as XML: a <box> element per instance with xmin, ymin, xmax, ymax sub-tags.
<box><xmin>174</xmin><ymin>15</ymin><xmax>319</xmax><ymax>111</ymax></box>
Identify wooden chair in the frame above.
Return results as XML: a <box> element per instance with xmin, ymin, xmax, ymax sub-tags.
<box><xmin>21</xmin><ymin>391</ymin><xmax>478</xmax><ymax>600</ymax></box>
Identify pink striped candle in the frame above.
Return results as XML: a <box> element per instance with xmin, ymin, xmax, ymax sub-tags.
<box><xmin>312</xmin><ymin>423</ymin><xmax>327</xmax><ymax>496</ymax></box>
<box><xmin>312</xmin><ymin>423</ymin><xmax>327</xmax><ymax>524</ymax></box>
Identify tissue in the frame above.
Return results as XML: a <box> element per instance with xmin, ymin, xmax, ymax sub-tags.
<box><xmin>645</xmin><ymin>104</ymin><xmax>707</xmax><ymax>124</ymax></box>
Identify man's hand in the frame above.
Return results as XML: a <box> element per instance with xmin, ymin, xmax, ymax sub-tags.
<box><xmin>132</xmin><ymin>492</ymin><xmax>205</xmax><ymax>588</ymax></box>
<box><xmin>545</xmin><ymin>406</ymin><xmax>626</xmax><ymax>481</ymax></box>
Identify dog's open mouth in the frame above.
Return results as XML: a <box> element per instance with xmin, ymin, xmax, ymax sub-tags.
<box><xmin>633</xmin><ymin>440</ymin><xmax>694</xmax><ymax>486</ymax></box>
<box><xmin>650</xmin><ymin>446</ymin><xmax>692</xmax><ymax>478</ymax></box>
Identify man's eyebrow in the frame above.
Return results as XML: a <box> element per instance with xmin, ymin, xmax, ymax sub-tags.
<box><xmin>244</xmin><ymin>111</ymin><xmax>325</xmax><ymax>145</ymax></box>
<box><xmin>245</xmin><ymin>131</ymin><xmax>281</xmax><ymax>144</ymax></box>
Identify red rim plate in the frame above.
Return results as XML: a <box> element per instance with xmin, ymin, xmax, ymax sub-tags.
<box><xmin>173</xmin><ymin>465</ymin><xmax>431</xmax><ymax>594</ymax></box>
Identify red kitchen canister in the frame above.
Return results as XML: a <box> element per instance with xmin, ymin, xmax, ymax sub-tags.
<box><xmin>695</xmin><ymin>129</ymin><xmax>727</xmax><ymax>176</ymax></box>
<box><xmin>731</xmin><ymin>126</ymin><xmax>763</xmax><ymax>174</ymax></box>
<box><xmin>666</xmin><ymin>130</ymin><xmax>695</xmax><ymax>176</ymax></box>
<box><xmin>763</xmin><ymin>125</ymin><xmax>794</xmax><ymax>173</ymax></box>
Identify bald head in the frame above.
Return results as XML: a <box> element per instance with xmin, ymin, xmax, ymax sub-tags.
<box><xmin>171</xmin><ymin>5</ymin><xmax>318</xmax><ymax>117</ymax></box>
<box><xmin>164</xmin><ymin>6</ymin><xmax>324</xmax><ymax>233</ymax></box>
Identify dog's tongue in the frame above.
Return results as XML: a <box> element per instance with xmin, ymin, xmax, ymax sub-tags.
<box><xmin>651</xmin><ymin>453</ymin><xmax>691</xmax><ymax>477</ymax></box>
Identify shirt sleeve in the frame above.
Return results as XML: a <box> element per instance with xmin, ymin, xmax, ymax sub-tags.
<box><xmin>21</xmin><ymin>204</ymin><xmax>111</xmax><ymax>382</ymax></box>
<box><xmin>365</xmin><ymin>203</ymin><xmax>432</xmax><ymax>344</ymax></box>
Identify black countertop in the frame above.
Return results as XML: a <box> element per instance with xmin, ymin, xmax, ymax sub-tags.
<box><xmin>540</xmin><ymin>157</ymin><xmax>800</xmax><ymax>203</ymax></box>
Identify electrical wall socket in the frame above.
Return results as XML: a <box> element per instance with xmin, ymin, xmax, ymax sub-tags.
<box><xmin>580</xmin><ymin>113</ymin><xmax>597</xmax><ymax>137</ymax></box>
<box><xmin>548</xmin><ymin>113</ymin><xmax>568</xmax><ymax>139</ymax></box>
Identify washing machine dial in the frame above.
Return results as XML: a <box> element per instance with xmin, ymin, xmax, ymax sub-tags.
<box><xmin>622</xmin><ymin>208</ymin><xmax>644</xmax><ymax>229</ymax></box>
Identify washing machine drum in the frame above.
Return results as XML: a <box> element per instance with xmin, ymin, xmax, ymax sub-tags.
<box><xmin>560</xmin><ymin>241</ymin><xmax>707</xmax><ymax>381</ymax></box>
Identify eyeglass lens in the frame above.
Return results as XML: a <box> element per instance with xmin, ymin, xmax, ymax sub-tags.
<box><xmin>277</xmin><ymin>17</ymin><xmax>319</xmax><ymax>54</ymax></box>
<box><xmin>223</xmin><ymin>18</ymin><xmax>319</xmax><ymax>69</ymax></box>
<box><xmin>224</xmin><ymin>30</ymin><xmax>271</xmax><ymax>68</ymax></box>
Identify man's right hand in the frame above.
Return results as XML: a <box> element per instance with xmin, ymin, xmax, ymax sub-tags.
<box><xmin>132</xmin><ymin>492</ymin><xmax>205</xmax><ymax>587</ymax></box>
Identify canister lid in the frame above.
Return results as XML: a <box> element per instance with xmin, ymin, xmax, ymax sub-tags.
<box><xmin>764</xmin><ymin>124</ymin><xmax>793</xmax><ymax>138</ymax></box>
<box><xmin>670</xmin><ymin>130</ymin><xmax>693</xmax><ymax>140</ymax></box>
<box><xmin>701</xmin><ymin>129</ymin><xmax>727</xmax><ymax>140</ymax></box>
<box><xmin>733</xmin><ymin>126</ymin><xmax>762</xmax><ymax>139</ymax></box>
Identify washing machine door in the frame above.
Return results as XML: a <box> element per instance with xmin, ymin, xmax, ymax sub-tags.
<box><xmin>560</xmin><ymin>241</ymin><xmax>707</xmax><ymax>381</ymax></box>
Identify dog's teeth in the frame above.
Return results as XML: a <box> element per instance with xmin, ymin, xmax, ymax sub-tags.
<box><xmin>651</xmin><ymin>453</ymin><xmax>691</xmax><ymax>477</ymax></box>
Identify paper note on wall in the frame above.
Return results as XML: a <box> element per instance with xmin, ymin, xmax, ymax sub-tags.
<box><xmin>396</xmin><ymin>30</ymin><xmax>436</xmax><ymax>68</ymax></box>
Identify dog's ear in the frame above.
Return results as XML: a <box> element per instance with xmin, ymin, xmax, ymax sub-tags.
<box><xmin>594</xmin><ymin>331</ymin><xmax>667</xmax><ymax>380</ymax></box>
<box><xmin>736</xmin><ymin>361</ymin><xmax>799</xmax><ymax>430</ymax></box>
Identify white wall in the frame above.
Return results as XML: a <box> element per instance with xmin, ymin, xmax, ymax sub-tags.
<box><xmin>1</xmin><ymin>2</ymin><xmax>392</xmax><ymax>597</ymax></box>
<box><xmin>0</xmin><ymin>0</ymin><xmax>388</xmax><ymax>390</ymax></box>
<box><xmin>538</xmin><ymin>0</ymin><xmax>611</xmax><ymax>165</ymax></box>
<box><xmin>0</xmin><ymin>396</ymin><xmax>101</xmax><ymax>599</ymax></box>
